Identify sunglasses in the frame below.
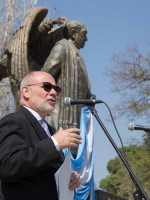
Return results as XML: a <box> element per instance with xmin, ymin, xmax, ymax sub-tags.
<box><xmin>27</xmin><ymin>82</ymin><xmax>61</xmax><ymax>94</ymax></box>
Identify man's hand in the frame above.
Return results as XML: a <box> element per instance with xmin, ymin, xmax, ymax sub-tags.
<box><xmin>53</xmin><ymin>127</ymin><xmax>82</xmax><ymax>149</ymax></box>
<box><xmin>69</xmin><ymin>171</ymin><xmax>81</xmax><ymax>191</ymax></box>
<box><xmin>56</xmin><ymin>17</ymin><xmax>67</xmax><ymax>25</ymax></box>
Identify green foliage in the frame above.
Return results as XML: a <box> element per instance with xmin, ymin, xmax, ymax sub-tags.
<box><xmin>143</xmin><ymin>134</ymin><xmax>150</xmax><ymax>149</ymax></box>
<box><xmin>99</xmin><ymin>145</ymin><xmax>150</xmax><ymax>199</ymax></box>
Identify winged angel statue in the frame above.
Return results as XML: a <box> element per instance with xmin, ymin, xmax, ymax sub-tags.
<box><xmin>0</xmin><ymin>6</ymin><xmax>67</xmax><ymax>109</ymax></box>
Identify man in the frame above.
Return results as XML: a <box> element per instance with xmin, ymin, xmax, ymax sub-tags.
<box><xmin>0</xmin><ymin>71</ymin><xmax>82</xmax><ymax>200</ymax></box>
<box><xmin>42</xmin><ymin>20</ymin><xmax>92</xmax><ymax>132</ymax></box>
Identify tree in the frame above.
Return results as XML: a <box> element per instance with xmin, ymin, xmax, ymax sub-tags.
<box><xmin>0</xmin><ymin>78</ymin><xmax>15</xmax><ymax>119</ymax></box>
<box><xmin>99</xmin><ymin>145</ymin><xmax>150</xmax><ymax>199</ymax></box>
<box><xmin>142</xmin><ymin>133</ymin><xmax>150</xmax><ymax>149</ymax></box>
<box><xmin>105</xmin><ymin>42</ymin><xmax>150</xmax><ymax>122</ymax></box>
<box><xmin>0</xmin><ymin>0</ymin><xmax>37</xmax><ymax>58</ymax></box>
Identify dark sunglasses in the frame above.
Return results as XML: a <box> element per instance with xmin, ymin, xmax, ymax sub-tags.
<box><xmin>27</xmin><ymin>82</ymin><xmax>61</xmax><ymax>94</ymax></box>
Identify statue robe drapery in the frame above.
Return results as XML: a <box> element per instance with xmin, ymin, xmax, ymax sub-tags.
<box><xmin>42</xmin><ymin>38</ymin><xmax>91</xmax><ymax>131</ymax></box>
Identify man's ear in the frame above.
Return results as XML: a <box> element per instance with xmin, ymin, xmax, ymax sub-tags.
<box><xmin>70</xmin><ymin>29</ymin><xmax>77</xmax><ymax>40</ymax></box>
<box><xmin>22</xmin><ymin>86</ymin><xmax>30</xmax><ymax>99</ymax></box>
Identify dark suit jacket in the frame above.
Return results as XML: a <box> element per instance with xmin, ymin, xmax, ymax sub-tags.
<box><xmin>0</xmin><ymin>106</ymin><xmax>64</xmax><ymax>200</ymax></box>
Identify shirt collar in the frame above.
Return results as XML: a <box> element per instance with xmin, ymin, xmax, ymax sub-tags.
<box><xmin>23</xmin><ymin>106</ymin><xmax>43</xmax><ymax>121</ymax></box>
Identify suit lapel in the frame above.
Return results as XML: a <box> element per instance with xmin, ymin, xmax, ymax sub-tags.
<box><xmin>19</xmin><ymin>106</ymin><xmax>49</xmax><ymax>140</ymax></box>
<box><xmin>19</xmin><ymin>106</ymin><xmax>64</xmax><ymax>161</ymax></box>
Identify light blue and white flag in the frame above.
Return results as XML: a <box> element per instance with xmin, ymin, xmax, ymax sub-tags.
<box><xmin>63</xmin><ymin>106</ymin><xmax>95</xmax><ymax>200</ymax></box>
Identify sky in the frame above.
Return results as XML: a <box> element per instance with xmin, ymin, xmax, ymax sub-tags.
<box><xmin>36</xmin><ymin>0</ymin><xmax>150</xmax><ymax>187</ymax></box>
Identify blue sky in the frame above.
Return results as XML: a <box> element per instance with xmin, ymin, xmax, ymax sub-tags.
<box><xmin>37</xmin><ymin>0</ymin><xmax>150</xmax><ymax>186</ymax></box>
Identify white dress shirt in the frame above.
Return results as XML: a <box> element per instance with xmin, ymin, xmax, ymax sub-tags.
<box><xmin>23</xmin><ymin>106</ymin><xmax>60</xmax><ymax>151</ymax></box>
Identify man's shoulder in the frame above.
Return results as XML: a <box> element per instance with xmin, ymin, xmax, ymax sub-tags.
<box><xmin>0</xmin><ymin>108</ymin><xmax>22</xmax><ymax>122</ymax></box>
<box><xmin>0</xmin><ymin>106</ymin><xmax>29</xmax><ymax>122</ymax></box>
<box><xmin>0</xmin><ymin>112</ymin><xmax>14</xmax><ymax>121</ymax></box>
<box><xmin>55</xmin><ymin>38</ymin><xmax>71</xmax><ymax>48</ymax></box>
<box><xmin>54</xmin><ymin>38</ymin><xmax>77</xmax><ymax>52</ymax></box>
<box><xmin>50</xmin><ymin>39</ymin><xmax>72</xmax><ymax>55</ymax></box>
<box><xmin>0</xmin><ymin>111</ymin><xmax>21</xmax><ymax>128</ymax></box>
<box><xmin>0</xmin><ymin>106</ymin><xmax>37</xmax><ymax>129</ymax></box>
<box><xmin>56</xmin><ymin>38</ymin><xmax>68</xmax><ymax>44</ymax></box>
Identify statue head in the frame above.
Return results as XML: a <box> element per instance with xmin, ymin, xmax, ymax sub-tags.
<box><xmin>66</xmin><ymin>20</ymin><xmax>87</xmax><ymax>49</ymax></box>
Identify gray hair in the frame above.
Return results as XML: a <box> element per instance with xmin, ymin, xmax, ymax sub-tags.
<box><xmin>20</xmin><ymin>71</ymin><xmax>36</xmax><ymax>101</ymax></box>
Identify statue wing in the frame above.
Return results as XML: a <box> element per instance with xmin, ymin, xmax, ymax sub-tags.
<box><xmin>0</xmin><ymin>6</ymin><xmax>66</xmax><ymax>108</ymax></box>
<box><xmin>30</xmin><ymin>20</ymin><xmax>66</xmax><ymax>68</ymax></box>
<box><xmin>1</xmin><ymin>6</ymin><xmax>67</xmax><ymax>82</ymax></box>
<box><xmin>3</xmin><ymin>7</ymin><xmax>48</xmax><ymax>82</ymax></box>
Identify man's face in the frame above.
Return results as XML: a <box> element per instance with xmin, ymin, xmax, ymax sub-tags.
<box><xmin>74</xmin><ymin>25</ymin><xmax>87</xmax><ymax>49</ymax></box>
<box><xmin>23</xmin><ymin>72</ymin><xmax>59</xmax><ymax>118</ymax></box>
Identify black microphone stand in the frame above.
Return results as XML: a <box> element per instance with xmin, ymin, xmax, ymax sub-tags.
<box><xmin>88</xmin><ymin>105</ymin><xmax>149</xmax><ymax>200</ymax></box>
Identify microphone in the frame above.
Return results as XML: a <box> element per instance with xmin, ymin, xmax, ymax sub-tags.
<box><xmin>63</xmin><ymin>97</ymin><xmax>103</xmax><ymax>106</ymax></box>
<box><xmin>128</xmin><ymin>123</ymin><xmax>150</xmax><ymax>132</ymax></box>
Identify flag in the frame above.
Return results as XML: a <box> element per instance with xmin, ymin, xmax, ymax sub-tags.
<box><xmin>63</xmin><ymin>106</ymin><xmax>95</xmax><ymax>200</ymax></box>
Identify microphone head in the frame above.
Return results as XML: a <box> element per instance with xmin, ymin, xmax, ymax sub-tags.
<box><xmin>63</xmin><ymin>97</ymin><xmax>71</xmax><ymax>106</ymax></box>
<box><xmin>128</xmin><ymin>123</ymin><xmax>135</xmax><ymax>131</ymax></box>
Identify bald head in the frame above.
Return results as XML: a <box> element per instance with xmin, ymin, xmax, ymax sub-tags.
<box><xmin>66</xmin><ymin>21</ymin><xmax>87</xmax><ymax>49</ymax></box>
<box><xmin>67</xmin><ymin>20</ymin><xmax>86</xmax><ymax>32</ymax></box>
<box><xmin>20</xmin><ymin>71</ymin><xmax>55</xmax><ymax>91</ymax></box>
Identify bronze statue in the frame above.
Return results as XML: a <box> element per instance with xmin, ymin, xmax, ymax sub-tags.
<box><xmin>42</xmin><ymin>21</ymin><xmax>92</xmax><ymax>156</ymax></box>
<box><xmin>0</xmin><ymin>7</ymin><xmax>93</xmax><ymax>156</ymax></box>
<box><xmin>42</xmin><ymin>20</ymin><xmax>92</xmax><ymax>131</ymax></box>
<box><xmin>0</xmin><ymin>6</ymin><xmax>67</xmax><ymax>108</ymax></box>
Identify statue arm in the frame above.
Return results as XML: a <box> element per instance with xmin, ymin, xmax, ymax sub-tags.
<box><xmin>32</xmin><ymin>17</ymin><xmax>67</xmax><ymax>42</ymax></box>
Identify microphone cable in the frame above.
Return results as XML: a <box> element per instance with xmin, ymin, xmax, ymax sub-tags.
<box><xmin>96</xmin><ymin>100</ymin><xmax>129</xmax><ymax>164</ymax></box>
